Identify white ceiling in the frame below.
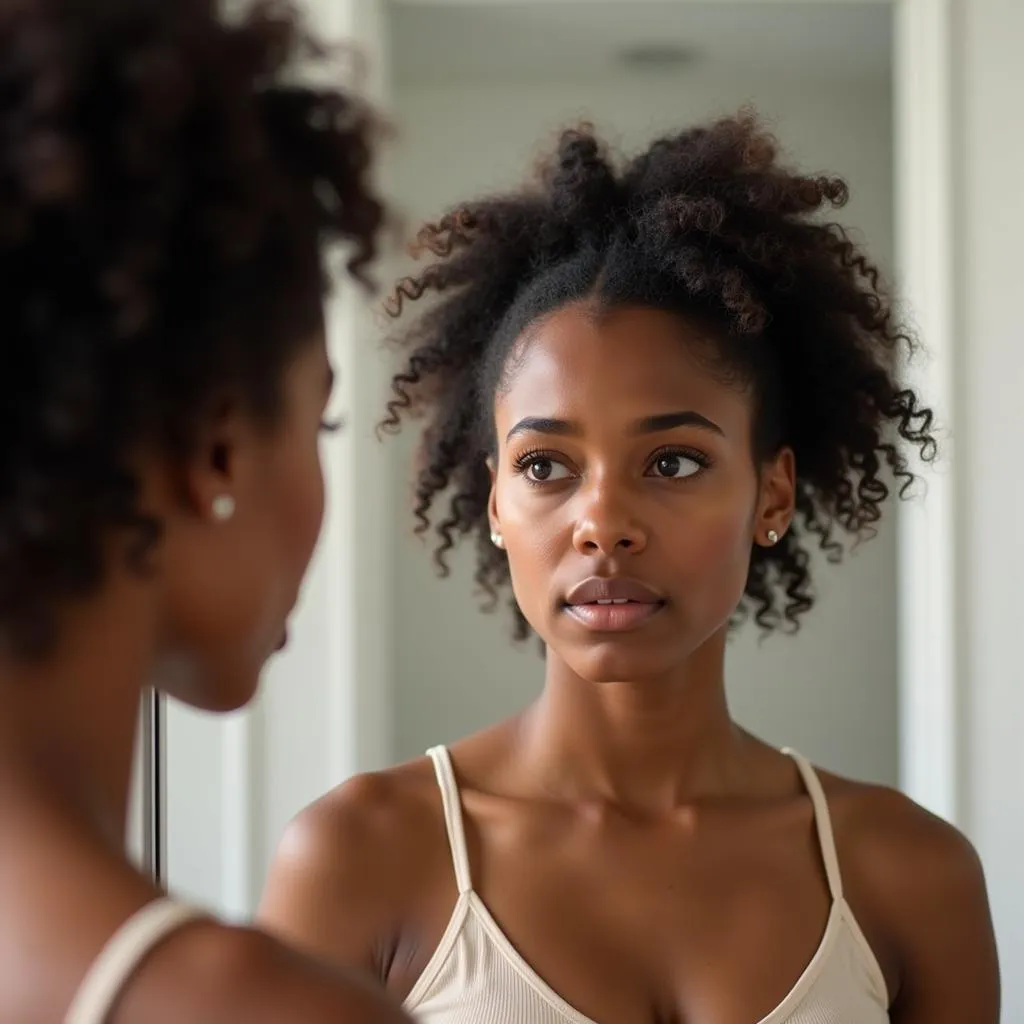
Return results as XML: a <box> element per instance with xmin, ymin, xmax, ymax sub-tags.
<box><xmin>389</xmin><ymin>1</ymin><xmax>892</xmax><ymax>85</ymax></box>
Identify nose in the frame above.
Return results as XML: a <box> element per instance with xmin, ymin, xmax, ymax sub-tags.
<box><xmin>571</xmin><ymin>480</ymin><xmax>648</xmax><ymax>556</ymax></box>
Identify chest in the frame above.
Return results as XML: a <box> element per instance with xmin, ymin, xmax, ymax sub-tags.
<box><xmin>394</xmin><ymin>807</ymin><xmax>860</xmax><ymax>1024</ymax></box>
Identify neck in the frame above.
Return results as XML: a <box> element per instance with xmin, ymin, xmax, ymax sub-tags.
<box><xmin>0</xmin><ymin>576</ymin><xmax>157</xmax><ymax>852</ymax></box>
<box><xmin>523</xmin><ymin>630</ymin><xmax>751</xmax><ymax>812</ymax></box>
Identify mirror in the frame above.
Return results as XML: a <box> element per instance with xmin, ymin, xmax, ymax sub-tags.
<box><xmin>156</xmin><ymin>0</ymin><xmax>902</xmax><ymax>919</ymax></box>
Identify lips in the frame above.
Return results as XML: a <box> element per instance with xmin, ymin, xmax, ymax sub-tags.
<box><xmin>563</xmin><ymin>576</ymin><xmax>665</xmax><ymax>632</ymax></box>
<box><xmin>565</xmin><ymin>576</ymin><xmax>664</xmax><ymax>606</ymax></box>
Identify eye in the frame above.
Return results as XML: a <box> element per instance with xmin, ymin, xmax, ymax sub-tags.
<box><xmin>511</xmin><ymin>449</ymin><xmax>575</xmax><ymax>484</ymax></box>
<box><xmin>647</xmin><ymin>449</ymin><xmax>707</xmax><ymax>480</ymax></box>
<box><xmin>524</xmin><ymin>456</ymin><xmax>571</xmax><ymax>483</ymax></box>
<box><xmin>319</xmin><ymin>417</ymin><xmax>343</xmax><ymax>433</ymax></box>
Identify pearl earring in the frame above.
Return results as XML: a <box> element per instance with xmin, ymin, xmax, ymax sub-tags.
<box><xmin>491</xmin><ymin>531</ymin><xmax>504</xmax><ymax>549</ymax></box>
<box><xmin>211</xmin><ymin>495</ymin><xmax>236</xmax><ymax>522</ymax></box>
<box><xmin>767</xmin><ymin>529</ymin><xmax>779</xmax><ymax>545</ymax></box>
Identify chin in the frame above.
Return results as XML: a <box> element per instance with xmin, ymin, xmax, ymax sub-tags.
<box><xmin>176</xmin><ymin>676</ymin><xmax>262</xmax><ymax>714</ymax></box>
<box><xmin>562</xmin><ymin>644</ymin><xmax>679</xmax><ymax>686</ymax></box>
<box><xmin>200</xmin><ymin>678</ymin><xmax>262</xmax><ymax>713</ymax></box>
<box><xmin>154</xmin><ymin>652</ymin><xmax>265</xmax><ymax>714</ymax></box>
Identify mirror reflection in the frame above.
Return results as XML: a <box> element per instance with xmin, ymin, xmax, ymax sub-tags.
<box><xmin>167</xmin><ymin>0</ymin><xmax>902</xmax><ymax>912</ymax></box>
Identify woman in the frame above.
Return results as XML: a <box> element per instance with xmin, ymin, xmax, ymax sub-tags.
<box><xmin>0</xmin><ymin>0</ymin><xmax>409</xmax><ymax>1020</ymax></box>
<box><xmin>260</xmin><ymin>115</ymin><xmax>999</xmax><ymax>1022</ymax></box>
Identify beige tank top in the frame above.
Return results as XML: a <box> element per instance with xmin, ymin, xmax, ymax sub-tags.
<box><xmin>406</xmin><ymin>746</ymin><xmax>890</xmax><ymax>1024</ymax></box>
<box><xmin>64</xmin><ymin>898</ymin><xmax>206</xmax><ymax>1024</ymax></box>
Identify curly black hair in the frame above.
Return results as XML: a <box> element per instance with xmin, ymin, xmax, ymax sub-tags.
<box><xmin>0</xmin><ymin>0</ymin><xmax>384</xmax><ymax>656</ymax></box>
<box><xmin>383</xmin><ymin>112</ymin><xmax>935</xmax><ymax>640</ymax></box>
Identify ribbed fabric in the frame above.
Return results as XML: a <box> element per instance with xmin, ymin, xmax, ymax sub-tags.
<box><xmin>406</xmin><ymin>746</ymin><xmax>890</xmax><ymax>1024</ymax></box>
<box><xmin>65</xmin><ymin>898</ymin><xmax>205</xmax><ymax>1024</ymax></box>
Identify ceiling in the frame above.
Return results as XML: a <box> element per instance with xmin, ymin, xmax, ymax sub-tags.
<box><xmin>389</xmin><ymin>1</ymin><xmax>892</xmax><ymax>84</ymax></box>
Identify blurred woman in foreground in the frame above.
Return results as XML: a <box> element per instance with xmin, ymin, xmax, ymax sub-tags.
<box><xmin>0</xmin><ymin>0</ymin><xmax>407</xmax><ymax>1020</ymax></box>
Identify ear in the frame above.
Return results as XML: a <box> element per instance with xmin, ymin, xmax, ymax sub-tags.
<box><xmin>486</xmin><ymin>454</ymin><xmax>500</xmax><ymax>537</ymax></box>
<box><xmin>177</xmin><ymin>396</ymin><xmax>253</xmax><ymax>523</ymax></box>
<box><xmin>755</xmin><ymin>446</ymin><xmax>796</xmax><ymax>548</ymax></box>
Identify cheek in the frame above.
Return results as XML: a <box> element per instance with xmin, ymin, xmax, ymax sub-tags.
<box><xmin>677</xmin><ymin>503</ymin><xmax>753</xmax><ymax>567</ymax></box>
<box><xmin>273</xmin><ymin>437</ymin><xmax>326</xmax><ymax>570</ymax></box>
<box><xmin>504</xmin><ymin>509</ymin><xmax>591</xmax><ymax>646</ymax></box>
<box><xmin>496</xmin><ymin>486</ymin><xmax>561</xmax><ymax>595</ymax></box>
<box><xmin>505</xmin><ymin>532</ymin><xmax>562</xmax><ymax>602</ymax></box>
<box><xmin>665</xmin><ymin>492</ymin><xmax>756</xmax><ymax>617</ymax></box>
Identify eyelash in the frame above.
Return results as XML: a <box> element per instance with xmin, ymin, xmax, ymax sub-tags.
<box><xmin>510</xmin><ymin>445</ymin><xmax>712</xmax><ymax>485</ymax></box>
<box><xmin>320</xmin><ymin>418</ymin><xmax>344</xmax><ymax>433</ymax></box>
<box><xmin>511</xmin><ymin>448</ymin><xmax>564</xmax><ymax>485</ymax></box>
<box><xmin>646</xmin><ymin>445</ymin><xmax>713</xmax><ymax>475</ymax></box>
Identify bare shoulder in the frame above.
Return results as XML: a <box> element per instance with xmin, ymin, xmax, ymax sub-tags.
<box><xmin>277</xmin><ymin>759</ymin><xmax>441</xmax><ymax>881</ymax></box>
<box><xmin>819</xmin><ymin>772</ymin><xmax>985</xmax><ymax>906</ymax></box>
<box><xmin>817</xmin><ymin>770</ymin><xmax>999</xmax><ymax>1019</ymax></box>
<box><xmin>256</xmin><ymin>757</ymin><xmax>447</xmax><ymax>971</ymax></box>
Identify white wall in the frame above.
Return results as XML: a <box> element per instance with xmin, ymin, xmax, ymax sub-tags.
<box><xmin>163</xmin><ymin>0</ymin><xmax>393</xmax><ymax>918</ymax></box>
<box><xmin>895</xmin><ymin>0</ymin><xmax>1024</xmax><ymax>1000</ymax></box>
<box><xmin>388</xmin><ymin>69</ymin><xmax>898</xmax><ymax>783</ymax></box>
<box><xmin>955</xmin><ymin>0</ymin><xmax>1024</xmax><ymax>999</ymax></box>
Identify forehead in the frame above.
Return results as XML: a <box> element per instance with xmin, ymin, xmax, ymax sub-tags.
<box><xmin>495</xmin><ymin>303</ymin><xmax>752</xmax><ymax>434</ymax></box>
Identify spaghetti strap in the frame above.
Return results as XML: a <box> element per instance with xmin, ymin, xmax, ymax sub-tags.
<box><xmin>65</xmin><ymin>898</ymin><xmax>206</xmax><ymax>1024</ymax></box>
<box><xmin>782</xmin><ymin>748</ymin><xmax>844</xmax><ymax>901</ymax></box>
<box><xmin>426</xmin><ymin>746</ymin><xmax>473</xmax><ymax>894</ymax></box>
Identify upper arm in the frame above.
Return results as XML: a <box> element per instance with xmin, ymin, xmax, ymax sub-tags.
<box><xmin>889</xmin><ymin>828</ymin><xmax>999</xmax><ymax>1023</ymax></box>
<box><xmin>257</xmin><ymin>775</ymin><xmax>406</xmax><ymax>979</ymax></box>
<box><xmin>227</xmin><ymin>928</ymin><xmax>413</xmax><ymax>1024</ymax></box>
<box><xmin>114</xmin><ymin>920</ymin><xmax>412</xmax><ymax>1024</ymax></box>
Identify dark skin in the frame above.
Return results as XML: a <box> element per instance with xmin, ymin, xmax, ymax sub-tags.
<box><xmin>0</xmin><ymin>335</ymin><xmax>410</xmax><ymax>1023</ymax></box>
<box><xmin>260</xmin><ymin>306</ymin><xmax>999</xmax><ymax>1024</ymax></box>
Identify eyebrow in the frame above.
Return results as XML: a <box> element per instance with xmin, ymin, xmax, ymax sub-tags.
<box><xmin>505</xmin><ymin>410</ymin><xmax>724</xmax><ymax>443</ymax></box>
<box><xmin>325</xmin><ymin>366</ymin><xmax>336</xmax><ymax>397</ymax></box>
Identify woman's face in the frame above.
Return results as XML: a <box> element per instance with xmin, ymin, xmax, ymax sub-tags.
<box><xmin>489</xmin><ymin>302</ymin><xmax>794</xmax><ymax>684</ymax></box>
<box><xmin>153</xmin><ymin>334</ymin><xmax>334</xmax><ymax>711</ymax></box>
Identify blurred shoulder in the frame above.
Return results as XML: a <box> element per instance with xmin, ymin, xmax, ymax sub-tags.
<box><xmin>119</xmin><ymin>920</ymin><xmax>411</xmax><ymax>1023</ymax></box>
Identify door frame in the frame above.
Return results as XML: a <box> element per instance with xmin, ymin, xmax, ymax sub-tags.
<box><xmin>892</xmin><ymin>0</ymin><xmax>958</xmax><ymax>824</ymax></box>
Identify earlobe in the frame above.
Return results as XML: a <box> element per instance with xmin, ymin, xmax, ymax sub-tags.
<box><xmin>210</xmin><ymin>494</ymin><xmax>236</xmax><ymax>522</ymax></box>
<box><xmin>757</xmin><ymin>447</ymin><xmax>796</xmax><ymax>548</ymax></box>
<box><xmin>180</xmin><ymin>401</ymin><xmax>246</xmax><ymax>521</ymax></box>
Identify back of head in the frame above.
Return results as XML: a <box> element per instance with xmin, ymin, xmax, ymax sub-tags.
<box><xmin>0</xmin><ymin>0</ymin><xmax>383</xmax><ymax>656</ymax></box>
